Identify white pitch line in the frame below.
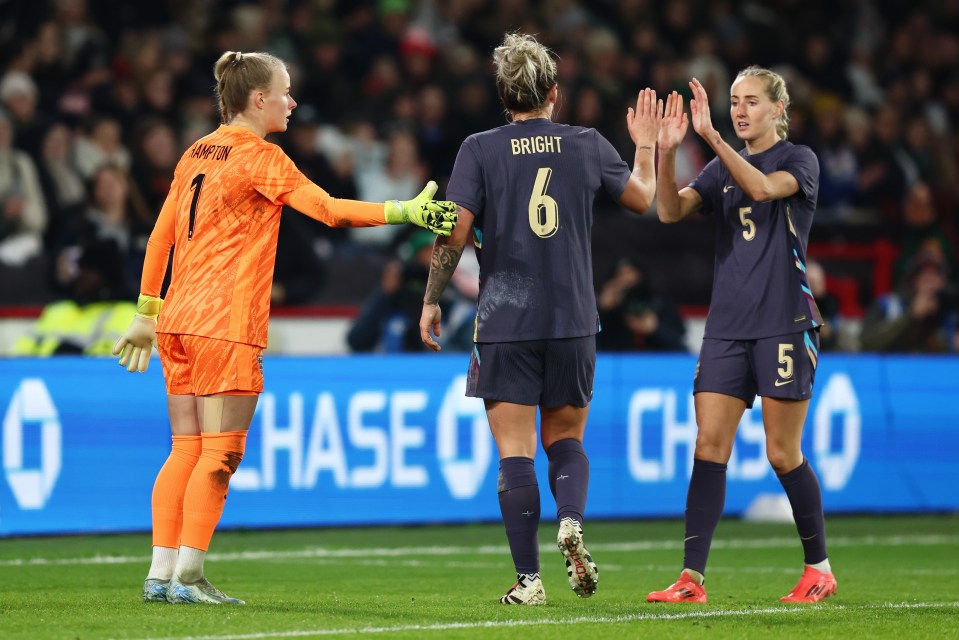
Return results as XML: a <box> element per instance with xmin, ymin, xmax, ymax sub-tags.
<box><xmin>119</xmin><ymin>602</ymin><xmax>959</xmax><ymax>640</ymax></box>
<box><xmin>2</xmin><ymin>533</ymin><xmax>957</xmax><ymax>568</ymax></box>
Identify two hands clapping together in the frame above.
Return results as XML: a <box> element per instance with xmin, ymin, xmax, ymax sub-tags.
<box><xmin>630</xmin><ymin>77</ymin><xmax>720</xmax><ymax>159</ymax></box>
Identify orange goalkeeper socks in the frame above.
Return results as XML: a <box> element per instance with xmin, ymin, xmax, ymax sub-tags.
<box><xmin>151</xmin><ymin>435</ymin><xmax>202</xmax><ymax>548</ymax></box>
<box><xmin>180</xmin><ymin>431</ymin><xmax>248</xmax><ymax>552</ymax></box>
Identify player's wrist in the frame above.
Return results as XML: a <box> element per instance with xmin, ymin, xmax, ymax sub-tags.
<box><xmin>135</xmin><ymin>294</ymin><xmax>163</xmax><ymax>321</ymax></box>
<box><xmin>383</xmin><ymin>200</ymin><xmax>409</xmax><ymax>225</ymax></box>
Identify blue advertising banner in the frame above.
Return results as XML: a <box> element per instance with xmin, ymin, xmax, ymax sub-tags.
<box><xmin>0</xmin><ymin>354</ymin><xmax>957</xmax><ymax>536</ymax></box>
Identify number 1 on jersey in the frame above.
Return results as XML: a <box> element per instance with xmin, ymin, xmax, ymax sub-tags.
<box><xmin>188</xmin><ymin>173</ymin><xmax>206</xmax><ymax>239</ymax></box>
<box><xmin>528</xmin><ymin>167</ymin><xmax>559</xmax><ymax>238</ymax></box>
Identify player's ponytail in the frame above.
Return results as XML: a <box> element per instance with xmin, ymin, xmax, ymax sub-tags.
<box><xmin>213</xmin><ymin>51</ymin><xmax>285</xmax><ymax>124</ymax></box>
<box><xmin>735</xmin><ymin>65</ymin><xmax>791</xmax><ymax>140</ymax></box>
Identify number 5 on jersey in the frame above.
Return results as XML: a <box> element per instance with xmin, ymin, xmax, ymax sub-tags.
<box><xmin>528</xmin><ymin>167</ymin><xmax>558</xmax><ymax>238</ymax></box>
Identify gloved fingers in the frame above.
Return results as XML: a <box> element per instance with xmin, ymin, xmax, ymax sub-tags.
<box><xmin>416</xmin><ymin>180</ymin><xmax>438</xmax><ymax>201</ymax></box>
<box><xmin>125</xmin><ymin>345</ymin><xmax>141</xmax><ymax>372</ymax></box>
<box><xmin>113</xmin><ymin>336</ymin><xmax>129</xmax><ymax>357</ymax></box>
<box><xmin>422</xmin><ymin>200</ymin><xmax>456</xmax><ymax>214</ymax></box>
<box><xmin>118</xmin><ymin>343</ymin><xmax>134</xmax><ymax>369</ymax></box>
<box><xmin>135</xmin><ymin>344</ymin><xmax>152</xmax><ymax>373</ymax></box>
<box><xmin>426</xmin><ymin>213</ymin><xmax>454</xmax><ymax>235</ymax></box>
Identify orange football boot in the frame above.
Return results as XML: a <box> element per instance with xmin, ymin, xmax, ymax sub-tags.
<box><xmin>646</xmin><ymin>571</ymin><xmax>708</xmax><ymax>603</ymax></box>
<box><xmin>780</xmin><ymin>566</ymin><xmax>837</xmax><ymax>603</ymax></box>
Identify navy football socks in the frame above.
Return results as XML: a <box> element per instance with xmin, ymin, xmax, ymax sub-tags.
<box><xmin>778</xmin><ymin>458</ymin><xmax>829</xmax><ymax>564</ymax></box>
<box><xmin>682</xmin><ymin>458</ymin><xmax>728</xmax><ymax>576</ymax></box>
<box><xmin>497</xmin><ymin>456</ymin><xmax>541</xmax><ymax>574</ymax></box>
<box><xmin>546</xmin><ymin>438</ymin><xmax>589</xmax><ymax>523</ymax></box>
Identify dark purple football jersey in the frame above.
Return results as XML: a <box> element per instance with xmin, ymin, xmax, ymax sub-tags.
<box><xmin>689</xmin><ymin>140</ymin><xmax>823</xmax><ymax>339</ymax></box>
<box><xmin>446</xmin><ymin>118</ymin><xmax>632</xmax><ymax>342</ymax></box>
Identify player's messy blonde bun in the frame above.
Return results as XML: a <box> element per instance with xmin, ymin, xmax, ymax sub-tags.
<box><xmin>213</xmin><ymin>51</ymin><xmax>285</xmax><ymax>124</ymax></box>
<box><xmin>493</xmin><ymin>33</ymin><xmax>558</xmax><ymax>119</ymax></box>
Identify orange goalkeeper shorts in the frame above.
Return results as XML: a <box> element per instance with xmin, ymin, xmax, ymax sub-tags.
<box><xmin>157</xmin><ymin>333</ymin><xmax>263</xmax><ymax>396</ymax></box>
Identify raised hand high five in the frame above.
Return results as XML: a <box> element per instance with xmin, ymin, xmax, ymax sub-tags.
<box><xmin>626</xmin><ymin>88</ymin><xmax>663</xmax><ymax>151</ymax></box>
<box><xmin>688</xmin><ymin>77</ymin><xmax>719</xmax><ymax>143</ymax></box>
<box><xmin>658</xmin><ymin>91</ymin><xmax>689</xmax><ymax>152</ymax></box>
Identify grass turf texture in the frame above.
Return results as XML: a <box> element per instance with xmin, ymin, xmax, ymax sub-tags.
<box><xmin>1</xmin><ymin>515</ymin><xmax>956</xmax><ymax>639</ymax></box>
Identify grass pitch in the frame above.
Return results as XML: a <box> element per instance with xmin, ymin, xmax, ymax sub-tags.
<box><xmin>1</xmin><ymin>515</ymin><xmax>957</xmax><ymax>639</ymax></box>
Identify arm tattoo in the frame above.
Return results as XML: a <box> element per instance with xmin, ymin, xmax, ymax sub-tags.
<box><xmin>424</xmin><ymin>244</ymin><xmax>463</xmax><ymax>305</ymax></box>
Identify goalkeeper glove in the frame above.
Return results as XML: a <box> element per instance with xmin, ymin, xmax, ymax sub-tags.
<box><xmin>384</xmin><ymin>180</ymin><xmax>457</xmax><ymax>236</ymax></box>
<box><xmin>112</xmin><ymin>294</ymin><xmax>162</xmax><ymax>373</ymax></box>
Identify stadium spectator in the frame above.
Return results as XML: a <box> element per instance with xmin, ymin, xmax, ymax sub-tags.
<box><xmin>448</xmin><ymin>72</ymin><xmax>501</xmax><ymax>151</ymax></box>
<box><xmin>648</xmin><ymin>69</ymin><xmax>836</xmax><ymax>604</ymax></box>
<box><xmin>347</xmin><ymin>230</ymin><xmax>474</xmax><ymax>353</ymax></box>
<box><xmin>0</xmin><ymin>108</ymin><xmax>47</xmax><ymax>268</ymax></box>
<box><xmin>110</xmin><ymin>50</ymin><xmax>455</xmax><ymax>607</ymax></box>
<box><xmin>856</xmin><ymin>104</ymin><xmax>912</xmax><ymax>225</ymax></box>
<box><xmin>414</xmin><ymin>84</ymin><xmax>459</xmax><ymax>183</ymax></box>
<box><xmin>353</xmin><ymin>129</ymin><xmax>427</xmax><ymax>250</ymax></box>
<box><xmin>892</xmin><ymin>181</ymin><xmax>959</xmax><ymax>284</ymax></box>
<box><xmin>418</xmin><ymin>33</ymin><xmax>660</xmax><ymax>605</ymax></box>
<box><xmin>73</xmin><ymin>115</ymin><xmax>131</xmax><ymax>180</ymax></box>
<box><xmin>0</xmin><ymin>70</ymin><xmax>47</xmax><ymax>161</ymax></box>
<box><xmin>595</xmin><ymin>257</ymin><xmax>687</xmax><ymax>352</ymax></box>
<box><xmin>35</xmin><ymin>122</ymin><xmax>86</xmax><ymax>251</ymax></box>
<box><xmin>809</xmin><ymin>94</ymin><xmax>859</xmax><ymax>222</ymax></box>
<box><xmin>267</xmin><ymin>111</ymin><xmax>359</xmax><ymax>293</ymax></box>
<box><xmin>130</xmin><ymin>119</ymin><xmax>179</xmax><ymax>216</ymax></box>
<box><xmin>861</xmin><ymin>250</ymin><xmax>959</xmax><ymax>353</ymax></box>
<box><xmin>53</xmin><ymin>164</ymin><xmax>149</xmax><ymax>299</ymax></box>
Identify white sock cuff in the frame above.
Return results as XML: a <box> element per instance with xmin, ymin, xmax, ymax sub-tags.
<box><xmin>175</xmin><ymin>545</ymin><xmax>207</xmax><ymax>582</ymax></box>
<box><xmin>147</xmin><ymin>546</ymin><xmax>178</xmax><ymax>581</ymax></box>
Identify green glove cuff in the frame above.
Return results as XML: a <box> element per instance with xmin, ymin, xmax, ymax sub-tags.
<box><xmin>136</xmin><ymin>294</ymin><xmax>163</xmax><ymax>321</ymax></box>
<box><xmin>384</xmin><ymin>200</ymin><xmax>408</xmax><ymax>225</ymax></box>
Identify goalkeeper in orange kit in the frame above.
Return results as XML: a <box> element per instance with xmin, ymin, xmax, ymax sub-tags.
<box><xmin>112</xmin><ymin>50</ymin><xmax>455</xmax><ymax>605</ymax></box>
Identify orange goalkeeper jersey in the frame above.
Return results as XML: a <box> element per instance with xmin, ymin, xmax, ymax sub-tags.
<box><xmin>142</xmin><ymin>125</ymin><xmax>385</xmax><ymax>346</ymax></box>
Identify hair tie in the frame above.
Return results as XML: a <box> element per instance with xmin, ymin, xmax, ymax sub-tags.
<box><xmin>233</xmin><ymin>52</ymin><xmax>243</xmax><ymax>64</ymax></box>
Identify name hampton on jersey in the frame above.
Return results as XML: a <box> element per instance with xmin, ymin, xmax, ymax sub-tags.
<box><xmin>510</xmin><ymin>135</ymin><xmax>563</xmax><ymax>155</ymax></box>
<box><xmin>188</xmin><ymin>142</ymin><xmax>233</xmax><ymax>161</ymax></box>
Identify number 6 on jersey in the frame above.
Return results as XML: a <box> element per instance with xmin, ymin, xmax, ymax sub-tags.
<box><xmin>528</xmin><ymin>167</ymin><xmax>558</xmax><ymax>238</ymax></box>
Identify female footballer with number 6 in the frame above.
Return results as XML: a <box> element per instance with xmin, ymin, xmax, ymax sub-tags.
<box><xmin>419</xmin><ymin>33</ymin><xmax>660</xmax><ymax>605</ymax></box>
<box><xmin>647</xmin><ymin>67</ymin><xmax>837</xmax><ymax>604</ymax></box>
<box><xmin>112</xmin><ymin>51</ymin><xmax>455</xmax><ymax>605</ymax></box>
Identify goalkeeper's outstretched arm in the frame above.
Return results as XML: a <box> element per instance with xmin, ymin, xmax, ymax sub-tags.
<box><xmin>419</xmin><ymin>204</ymin><xmax>474</xmax><ymax>352</ymax></box>
<box><xmin>284</xmin><ymin>180</ymin><xmax>457</xmax><ymax>236</ymax></box>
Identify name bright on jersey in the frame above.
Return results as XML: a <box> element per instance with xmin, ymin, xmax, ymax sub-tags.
<box><xmin>510</xmin><ymin>135</ymin><xmax>563</xmax><ymax>155</ymax></box>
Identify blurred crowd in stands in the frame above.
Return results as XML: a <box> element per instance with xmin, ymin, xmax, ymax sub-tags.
<box><xmin>1</xmin><ymin>0</ymin><xmax>957</xmax><ymax>353</ymax></box>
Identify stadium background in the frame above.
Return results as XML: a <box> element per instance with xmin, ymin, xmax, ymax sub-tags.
<box><xmin>0</xmin><ymin>0</ymin><xmax>957</xmax><ymax>536</ymax></box>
